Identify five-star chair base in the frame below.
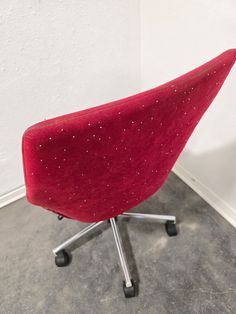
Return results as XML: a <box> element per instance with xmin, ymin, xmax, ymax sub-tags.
<box><xmin>52</xmin><ymin>212</ymin><xmax>178</xmax><ymax>298</ymax></box>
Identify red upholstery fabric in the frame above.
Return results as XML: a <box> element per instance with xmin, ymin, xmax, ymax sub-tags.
<box><xmin>22</xmin><ymin>49</ymin><xmax>236</xmax><ymax>222</ymax></box>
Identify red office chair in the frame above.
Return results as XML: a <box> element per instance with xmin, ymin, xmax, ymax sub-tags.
<box><xmin>22</xmin><ymin>49</ymin><xmax>236</xmax><ymax>297</ymax></box>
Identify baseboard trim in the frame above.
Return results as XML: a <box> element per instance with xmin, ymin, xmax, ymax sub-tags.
<box><xmin>0</xmin><ymin>186</ymin><xmax>26</xmax><ymax>209</ymax></box>
<box><xmin>173</xmin><ymin>162</ymin><xmax>236</xmax><ymax>228</ymax></box>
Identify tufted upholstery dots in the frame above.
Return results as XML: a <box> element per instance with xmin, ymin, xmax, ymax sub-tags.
<box><xmin>22</xmin><ymin>49</ymin><xmax>236</xmax><ymax>222</ymax></box>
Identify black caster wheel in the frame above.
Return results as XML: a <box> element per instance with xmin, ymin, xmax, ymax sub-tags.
<box><xmin>55</xmin><ymin>250</ymin><xmax>70</xmax><ymax>267</ymax></box>
<box><xmin>123</xmin><ymin>280</ymin><xmax>136</xmax><ymax>298</ymax></box>
<box><xmin>165</xmin><ymin>221</ymin><xmax>178</xmax><ymax>237</ymax></box>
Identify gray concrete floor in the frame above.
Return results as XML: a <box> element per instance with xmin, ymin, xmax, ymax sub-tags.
<box><xmin>1</xmin><ymin>172</ymin><xmax>236</xmax><ymax>314</ymax></box>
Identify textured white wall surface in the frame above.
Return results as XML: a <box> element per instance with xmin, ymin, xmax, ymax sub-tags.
<box><xmin>141</xmin><ymin>0</ymin><xmax>236</xmax><ymax>210</ymax></box>
<box><xmin>0</xmin><ymin>1</ymin><xmax>140</xmax><ymax>195</ymax></box>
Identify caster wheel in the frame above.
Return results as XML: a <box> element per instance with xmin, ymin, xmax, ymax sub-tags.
<box><xmin>165</xmin><ymin>221</ymin><xmax>178</xmax><ymax>237</ymax></box>
<box><xmin>123</xmin><ymin>280</ymin><xmax>136</xmax><ymax>298</ymax></box>
<box><xmin>55</xmin><ymin>250</ymin><xmax>70</xmax><ymax>267</ymax></box>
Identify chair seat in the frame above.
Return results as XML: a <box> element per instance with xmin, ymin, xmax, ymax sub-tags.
<box><xmin>22</xmin><ymin>49</ymin><xmax>236</xmax><ymax>222</ymax></box>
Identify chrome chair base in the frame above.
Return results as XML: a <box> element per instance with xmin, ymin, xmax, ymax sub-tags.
<box><xmin>52</xmin><ymin>212</ymin><xmax>177</xmax><ymax>298</ymax></box>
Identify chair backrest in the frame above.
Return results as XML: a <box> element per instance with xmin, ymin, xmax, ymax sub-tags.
<box><xmin>22</xmin><ymin>49</ymin><xmax>236</xmax><ymax>222</ymax></box>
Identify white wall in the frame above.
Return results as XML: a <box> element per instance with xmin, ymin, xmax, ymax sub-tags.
<box><xmin>141</xmin><ymin>0</ymin><xmax>236</xmax><ymax>224</ymax></box>
<box><xmin>0</xmin><ymin>0</ymin><xmax>140</xmax><ymax>196</ymax></box>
